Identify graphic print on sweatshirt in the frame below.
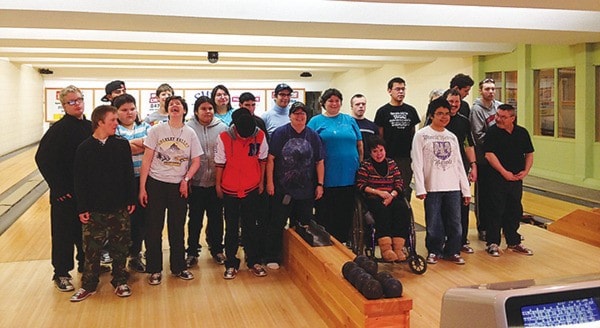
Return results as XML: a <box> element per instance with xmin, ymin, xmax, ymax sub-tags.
<box><xmin>155</xmin><ymin>137</ymin><xmax>190</xmax><ymax>167</ymax></box>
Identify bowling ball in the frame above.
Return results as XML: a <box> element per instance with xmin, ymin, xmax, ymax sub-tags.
<box><xmin>359</xmin><ymin>259</ymin><xmax>378</xmax><ymax>276</ymax></box>
<box><xmin>347</xmin><ymin>266</ymin><xmax>366</xmax><ymax>285</ymax></box>
<box><xmin>375</xmin><ymin>271</ymin><xmax>394</xmax><ymax>284</ymax></box>
<box><xmin>382</xmin><ymin>278</ymin><xmax>403</xmax><ymax>298</ymax></box>
<box><xmin>361</xmin><ymin>279</ymin><xmax>384</xmax><ymax>300</ymax></box>
<box><xmin>354</xmin><ymin>255</ymin><xmax>369</xmax><ymax>266</ymax></box>
<box><xmin>354</xmin><ymin>272</ymin><xmax>373</xmax><ymax>290</ymax></box>
<box><xmin>342</xmin><ymin>261</ymin><xmax>358</xmax><ymax>280</ymax></box>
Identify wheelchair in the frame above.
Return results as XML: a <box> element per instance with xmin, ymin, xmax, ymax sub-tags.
<box><xmin>350</xmin><ymin>191</ymin><xmax>427</xmax><ymax>275</ymax></box>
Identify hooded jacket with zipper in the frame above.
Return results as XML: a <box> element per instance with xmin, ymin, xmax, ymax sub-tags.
<box><xmin>186</xmin><ymin>116</ymin><xmax>228</xmax><ymax>187</ymax></box>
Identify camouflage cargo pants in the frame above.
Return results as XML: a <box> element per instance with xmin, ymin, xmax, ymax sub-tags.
<box><xmin>81</xmin><ymin>209</ymin><xmax>131</xmax><ymax>291</ymax></box>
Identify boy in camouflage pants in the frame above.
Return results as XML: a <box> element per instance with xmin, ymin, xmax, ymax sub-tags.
<box><xmin>71</xmin><ymin>105</ymin><xmax>136</xmax><ymax>302</ymax></box>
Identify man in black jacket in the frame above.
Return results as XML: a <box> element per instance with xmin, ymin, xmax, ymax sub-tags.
<box><xmin>70</xmin><ymin>105</ymin><xmax>136</xmax><ymax>302</ymax></box>
<box><xmin>35</xmin><ymin>85</ymin><xmax>92</xmax><ymax>292</ymax></box>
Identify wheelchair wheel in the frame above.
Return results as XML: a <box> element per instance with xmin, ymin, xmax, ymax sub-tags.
<box><xmin>408</xmin><ymin>255</ymin><xmax>427</xmax><ymax>275</ymax></box>
<box><xmin>350</xmin><ymin>194</ymin><xmax>365</xmax><ymax>256</ymax></box>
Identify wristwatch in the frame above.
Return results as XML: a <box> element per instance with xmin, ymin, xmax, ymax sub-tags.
<box><xmin>183</xmin><ymin>176</ymin><xmax>190</xmax><ymax>182</ymax></box>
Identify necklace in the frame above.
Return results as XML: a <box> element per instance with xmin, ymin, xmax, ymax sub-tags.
<box><xmin>168</xmin><ymin>122</ymin><xmax>184</xmax><ymax>139</ymax></box>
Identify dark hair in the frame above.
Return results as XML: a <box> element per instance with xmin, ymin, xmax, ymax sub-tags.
<box><xmin>366</xmin><ymin>135</ymin><xmax>386</xmax><ymax>153</ymax></box>
<box><xmin>238</xmin><ymin>92</ymin><xmax>256</xmax><ymax>104</ymax></box>
<box><xmin>193</xmin><ymin>96</ymin><xmax>216</xmax><ymax>121</ymax></box>
<box><xmin>387</xmin><ymin>77</ymin><xmax>406</xmax><ymax>90</ymax></box>
<box><xmin>498</xmin><ymin>103</ymin><xmax>516</xmax><ymax>113</ymax></box>
<box><xmin>449</xmin><ymin>74</ymin><xmax>474</xmax><ymax>89</ymax></box>
<box><xmin>350</xmin><ymin>93</ymin><xmax>366</xmax><ymax>105</ymax></box>
<box><xmin>91</xmin><ymin>105</ymin><xmax>117</xmax><ymax>131</ymax></box>
<box><xmin>442</xmin><ymin>88</ymin><xmax>461</xmax><ymax>99</ymax></box>
<box><xmin>210</xmin><ymin>84</ymin><xmax>232</xmax><ymax>111</ymax></box>
<box><xmin>113</xmin><ymin>94</ymin><xmax>140</xmax><ymax>125</ymax></box>
<box><xmin>319</xmin><ymin>88</ymin><xmax>343</xmax><ymax>108</ymax></box>
<box><xmin>427</xmin><ymin>97</ymin><xmax>451</xmax><ymax>118</ymax></box>
<box><xmin>165</xmin><ymin>95</ymin><xmax>188</xmax><ymax>123</ymax></box>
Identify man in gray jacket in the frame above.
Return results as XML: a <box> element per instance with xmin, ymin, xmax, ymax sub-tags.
<box><xmin>185</xmin><ymin>96</ymin><xmax>228</xmax><ymax>267</ymax></box>
<box><xmin>470</xmin><ymin>78</ymin><xmax>502</xmax><ymax>243</ymax></box>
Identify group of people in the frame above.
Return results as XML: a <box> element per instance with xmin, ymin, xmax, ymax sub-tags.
<box><xmin>35</xmin><ymin>74</ymin><xmax>535</xmax><ymax>302</ymax></box>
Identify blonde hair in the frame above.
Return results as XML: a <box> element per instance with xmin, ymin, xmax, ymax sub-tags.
<box><xmin>59</xmin><ymin>85</ymin><xmax>82</xmax><ymax>105</ymax></box>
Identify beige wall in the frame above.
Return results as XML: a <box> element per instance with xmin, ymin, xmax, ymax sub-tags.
<box><xmin>330</xmin><ymin>57</ymin><xmax>474</xmax><ymax>120</ymax></box>
<box><xmin>0</xmin><ymin>61</ymin><xmax>44</xmax><ymax>156</ymax></box>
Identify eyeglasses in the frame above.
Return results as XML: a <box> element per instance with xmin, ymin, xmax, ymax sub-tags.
<box><xmin>434</xmin><ymin>112</ymin><xmax>450</xmax><ymax>117</ymax></box>
<box><xmin>278</xmin><ymin>93</ymin><xmax>292</xmax><ymax>97</ymax></box>
<box><xmin>481</xmin><ymin>78</ymin><xmax>495</xmax><ymax>84</ymax></box>
<box><xmin>66</xmin><ymin>97</ymin><xmax>84</xmax><ymax>106</ymax></box>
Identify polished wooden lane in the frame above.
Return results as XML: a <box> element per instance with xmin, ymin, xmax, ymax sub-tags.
<box><xmin>0</xmin><ymin>194</ymin><xmax>327</xmax><ymax>328</ymax></box>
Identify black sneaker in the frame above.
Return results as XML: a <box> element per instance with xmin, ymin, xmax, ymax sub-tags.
<box><xmin>223</xmin><ymin>267</ymin><xmax>237</xmax><ymax>280</ymax></box>
<box><xmin>173</xmin><ymin>270</ymin><xmax>194</xmax><ymax>280</ymax></box>
<box><xmin>70</xmin><ymin>288</ymin><xmax>96</xmax><ymax>302</ymax></box>
<box><xmin>487</xmin><ymin>243</ymin><xmax>500</xmax><ymax>257</ymax></box>
<box><xmin>249</xmin><ymin>264</ymin><xmax>267</xmax><ymax>277</ymax></box>
<box><xmin>213</xmin><ymin>253</ymin><xmax>226</xmax><ymax>265</ymax></box>
<box><xmin>54</xmin><ymin>276</ymin><xmax>74</xmax><ymax>292</ymax></box>
<box><xmin>128</xmin><ymin>257</ymin><xmax>146</xmax><ymax>273</ymax></box>
<box><xmin>185</xmin><ymin>255</ymin><xmax>198</xmax><ymax>268</ymax></box>
<box><xmin>114</xmin><ymin>284</ymin><xmax>132</xmax><ymax>297</ymax></box>
<box><xmin>508</xmin><ymin>244</ymin><xmax>533</xmax><ymax>256</ymax></box>
<box><xmin>148</xmin><ymin>272</ymin><xmax>162</xmax><ymax>285</ymax></box>
<box><xmin>446</xmin><ymin>254</ymin><xmax>466</xmax><ymax>265</ymax></box>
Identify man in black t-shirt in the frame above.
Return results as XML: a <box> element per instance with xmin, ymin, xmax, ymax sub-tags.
<box><xmin>484</xmin><ymin>104</ymin><xmax>534</xmax><ymax>257</ymax></box>
<box><xmin>374</xmin><ymin>77</ymin><xmax>421</xmax><ymax>201</ymax></box>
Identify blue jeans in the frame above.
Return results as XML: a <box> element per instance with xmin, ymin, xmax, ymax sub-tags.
<box><xmin>424</xmin><ymin>191</ymin><xmax>462</xmax><ymax>257</ymax></box>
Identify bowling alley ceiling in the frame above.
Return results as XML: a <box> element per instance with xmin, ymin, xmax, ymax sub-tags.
<box><xmin>1</xmin><ymin>0</ymin><xmax>599</xmax><ymax>81</ymax></box>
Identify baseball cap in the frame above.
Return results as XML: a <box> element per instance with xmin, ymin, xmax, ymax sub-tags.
<box><xmin>274</xmin><ymin>83</ymin><xmax>293</xmax><ymax>95</ymax></box>
<box><xmin>101</xmin><ymin>80</ymin><xmax>126</xmax><ymax>102</ymax></box>
<box><xmin>289</xmin><ymin>101</ymin><xmax>308</xmax><ymax>115</ymax></box>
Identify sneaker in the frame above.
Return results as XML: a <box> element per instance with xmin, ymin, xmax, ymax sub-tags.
<box><xmin>100</xmin><ymin>251</ymin><xmax>113</xmax><ymax>265</ymax></box>
<box><xmin>461</xmin><ymin>244</ymin><xmax>474</xmax><ymax>254</ymax></box>
<box><xmin>173</xmin><ymin>270</ymin><xmax>194</xmax><ymax>280</ymax></box>
<box><xmin>508</xmin><ymin>244</ymin><xmax>533</xmax><ymax>256</ymax></box>
<box><xmin>148</xmin><ymin>272</ymin><xmax>162</xmax><ymax>285</ymax></box>
<box><xmin>250</xmin><ymin>264</ymin><xmax>268</xmax><ymax>277</ymax></box>
<box><xmin>185</xmin><ymin>255</ymin><xmax>198</xmax><ymax>268</ymax></box>
<box><xmin>127</xmin><ymin>257</ymin><xmax>146</xmax><ymax>273</ymax></box>
<box><xmin>114</xmin><ymin>284</ymin><xmax>132</xmax><ymax>297</ymax></box>
<box><xmin>223</xmin><ymin>267</ymin><xmax>238</xmax><ymax>280</ymax></box>
<box><xmin>426</xmin><ymin>253</ymin><xmax>439</xmax><ymax>264</ymax></box>
<box><xmin>487</xmin><ymin>243</ymin><xmax>500</xmax><ymax>257</ymax></box>
<box><xmin>266</xmin><ymin>262</ymin><xmax>280</xmax><ymax>270</ymax></box>
<box><xmin>447</xmin><ymin>254</ymin><xmax>465</xmax><ymax>265</ymax></box>
<box><xmin>54</xmin><ymin>276</ymin><xmax>74</xmax><ymax>292</ymax></box>
<box><xmin>70</xmin><ymin>288</ymin><xmax>96</xmax><ymax>302</ymax></box>
<box><xmin>213</xmin><ymin>253</ymin><xmax>226</xmax><ymax>265</ymax></box>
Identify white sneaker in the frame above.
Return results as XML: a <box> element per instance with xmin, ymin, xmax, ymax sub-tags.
<box><xmin>266</xmin><ymin>262</ymin><xmax>280</xmax><ymax>270</ymax></box>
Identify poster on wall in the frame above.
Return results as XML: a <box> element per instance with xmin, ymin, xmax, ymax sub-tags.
<box><xmin>45</xmin><ymin>88</ymin><xmax>94</xmax><ymax>122</ymax></box>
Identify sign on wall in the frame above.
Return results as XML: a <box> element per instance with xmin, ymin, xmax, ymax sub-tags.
<box><xmin>44</xmin><ymin>87</ymin><xmax>305</xmax><ymax>123</ymax></box>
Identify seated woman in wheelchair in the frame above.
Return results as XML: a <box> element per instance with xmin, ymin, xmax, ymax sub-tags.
<box><xmin>356</xmin><ymin>136</ymin><xmax>410</xmax><ymax>262</ymax></box>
